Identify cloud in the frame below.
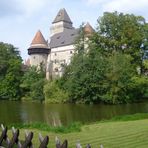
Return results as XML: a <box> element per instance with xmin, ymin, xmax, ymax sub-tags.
<box><xmin>102</xmin><ymin>0</ymin><xmax>148</xmax><ymax>13</ymax></box>
<box><xmin>0</xmin><ymin>0</ymin><xmax>22</xmax><ymax>17</ymax></box>
<box><xmin>86</xmin><ymin>0</ymin><xmax>108</xmax><ymax>5</ymax></box>
<box><xmin>85</xmin><ymin>0</ymin><xmax>148</xmax><ymax>19</ymax></box>
<box><xmin>0</xmin><ymin>0</ymin><xmax>62</xmax><ymax>18</ymax></box>
<box><xmin>82</xmin><ymin>0</ymin><xmax>148</xmax><ymax>20</ymax></box>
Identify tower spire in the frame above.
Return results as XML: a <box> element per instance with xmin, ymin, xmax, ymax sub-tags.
<box><xmin>30</xmin><ymin>30</ymin><xmax>48</xmax><ymax>48</ymax></box>
<box><xmin>50</xmin><ymin>8</ymin><xmax>73</xmax><ymax>35</ymax></box>
<box><xmin>52</xmin><ymin>8</ymin><xmax>72</xmax><ymax>24</ymax></box>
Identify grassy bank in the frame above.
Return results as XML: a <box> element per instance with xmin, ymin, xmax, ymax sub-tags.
<box><xmin>8</xmin><ymin>122</ymin><xmax>82</xmax><ymax>133</ymax></box>
<box><xmin>6</xmin><ymin>113</ymin><xmax>148</xmax><ymax>147</ymax></box>
<box><xmin>100</xmin><ymin>112</ymin><xmax>148</xmax><ymax>122</ymax></box>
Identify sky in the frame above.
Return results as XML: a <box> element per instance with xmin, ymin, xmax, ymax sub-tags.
<box><xmin>0</xmin><ymin>0</ymin><xmax>148</xmax><ymax>61</ymax></box>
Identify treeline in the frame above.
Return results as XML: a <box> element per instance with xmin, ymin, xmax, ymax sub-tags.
<box><xmin>49</xmin><ymin>12</ymin><xmax>148</xmax><ymax>104</ymax></box>
<box><xmin>0</xmin><ymin>43</ymin><xmax>23</xmax><ymax>100</ymax></box>
<box><xmin>0</xmin><ymin>12</ymin><xmax>148</xmax><ymax>104</ymax></box>
<box><xmin>0</xmin><ymin>44</ymin><xmax>68</xmax><ymax>102</ymax></box>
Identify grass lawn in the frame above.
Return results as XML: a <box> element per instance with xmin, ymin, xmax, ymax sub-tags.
<box><xmin>7</xmin><ymin>117</ymin><xmax>148</xmax><ymax>148</ymax></box>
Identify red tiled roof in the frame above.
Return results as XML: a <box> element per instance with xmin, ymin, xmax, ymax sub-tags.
<box><xmin>84</xmin><ymin>22</ymin><xmax>94</xmax><ymax>35</ymax></box>
<box><xmin>30</xmin><ymin>30</ymin><xmax>48</xmax><ymax>48</ymax></box>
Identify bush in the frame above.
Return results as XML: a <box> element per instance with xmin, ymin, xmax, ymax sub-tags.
<box><xmin>44</xmin><ymin>80</ymin><xmax>69</xmax><ymax>103</ymax></box>
<box><xmin>128</xmin><ymin>76</ymin><xmax>148</xmax><ymax>100</ymax></box>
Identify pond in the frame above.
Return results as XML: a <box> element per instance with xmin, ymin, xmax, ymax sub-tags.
<box><xmin>0</xmin><ymin>101</ymin><xmax>148</xmax><ymax>126</ymax></box>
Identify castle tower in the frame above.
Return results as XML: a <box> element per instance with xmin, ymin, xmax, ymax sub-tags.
<box><xmin>50</xmin><ymin>8</ymin><xmax>74</xmax><ymax>36</ymax></box>
<box><xmin>28</xmin><ymin>30</ymin><xmax>50</xmax><ymax>69</ymax></box>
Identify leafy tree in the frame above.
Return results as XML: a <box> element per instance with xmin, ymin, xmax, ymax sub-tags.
<box><xmin>97</xmin><ymin>12</ymin><xmax>147</xmax><ymax>71</ymax></box>
<box><xmin>95</xmin><ymin>12</ymin><xmax>148</xmax><ymax>102</ymax></box>
<box><xmin>20</xmin><ymin>66</ymin><xmax>45</xmax><ymax>101</ymax></box>
<box><xmin>142</xmin><ymin>23</ymin><xmax>148</xmax><ymax>56</ymax></box>
<box><xmin>60</xmin><ymin>12</ymin><xmax>148</xmax><ymax>104</ymax></box>
<box><xmin>101</xmin><ymin>52</ymin><xmax>136</xmax><ymax>103</ymax></box>
<box><xmin>0</xmin><ymin>42</ymin><xmax>22</xmax><ymax>100</ymax></box>
<box><xmin>74</xmin><ymin>23</ymin><xmax>86</xmax><ymax>54</ymax></box>
<box><xmin>60</xmin><ymin>26</ymin><xmax>108</xmax><ymax>103</ymax></box>
<box><xmin>129</xmin><ymin>76</ymin><xmax>148</xmax><ymax>100</ymax></box>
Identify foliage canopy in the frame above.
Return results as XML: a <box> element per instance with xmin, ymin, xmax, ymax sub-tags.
<box><xmin>0</xmin><ymin>42</ymin><xmax>22</xmax><ymax>100</ymax></box>
<box><xmin>59</xmin><ymin>12</ymin><xmax>148</xmax><ymax>104</ymax></box>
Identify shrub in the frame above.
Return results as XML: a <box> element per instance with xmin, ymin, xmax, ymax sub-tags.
<box><xmin>44</xmin><ymin>80</ymin><xmax>69</xmax><ymax>103</ymax></box>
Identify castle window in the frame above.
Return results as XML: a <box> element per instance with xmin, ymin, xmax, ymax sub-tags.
<box><xmin>33</xmin><ymin>56</ymin><xmax>35</xmax><ymax>59</ymax></box>
<box><xmin>54</xmin><ymin>59</ymin><xmax>57</xmax><ymax>64</ymax></box>
<box><xmin>55</xmin><ymin>53</ymin><xmax>57</xmax><ymax>56</ymax></box>
<box><xmin>70</xmin><ymin>51</ymin><xmax>73</xmax><ymax>54</ymax></box>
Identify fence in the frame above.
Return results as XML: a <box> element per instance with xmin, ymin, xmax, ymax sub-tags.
<box><xmin>0</xmin><ymin>124</ymin><xmax>103</xmax><ymax>148</ymax></box>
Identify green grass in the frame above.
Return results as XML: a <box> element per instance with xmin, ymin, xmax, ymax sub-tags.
<box><xmin>13</xmin><ymin>118</ymin><xmax>148</xmax><ymax>148</ymax></box>
<box><xmin>100</xmin><ymin>112</ymin><xmax>148</xmax><ymax>122</ymax></box>
<box><xmin>7</xmin><ymin>122</ymin><xmax>82</xmax><ymax>133</ymax></box>
<box><xmin>5</xmin><ymin>113</ymin><xmax>148</xmax><ymax>147</ymax></box>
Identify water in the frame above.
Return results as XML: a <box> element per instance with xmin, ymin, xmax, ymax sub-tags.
<box><xmin>0</xmin><ymin>101</ymin><xmax>148</xmax><ymax>126</ymax></box>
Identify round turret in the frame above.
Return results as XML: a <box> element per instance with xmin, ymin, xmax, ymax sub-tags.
<box><xmin>28</xmin><ymin>30</ymin><xmax>50</xmax><ymax>55</ymax></box>
<box><xmin>28</xmin><ymin>30</ymin><xmax>50</xmax><ymax>68</ymax></box>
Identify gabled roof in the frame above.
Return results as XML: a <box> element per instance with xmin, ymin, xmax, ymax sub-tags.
<box><xmin>49</xmin><ymin>29</ymin><xmax>79</xmax><ymax>48</ymax></box>
<box><xmin>52</xmin><ymin>8</ymin><xmax>72</xmax><ymax>24</ymax></box>
<box><xmin>29</xmin><ymin>30</ymin><xmax>48</xmax><ymax>48</ymax></box>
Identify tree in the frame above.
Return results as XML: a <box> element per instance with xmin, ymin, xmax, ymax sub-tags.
<box><xmin>95</xmin><ymin>12</ymin><xmax>148</xmax><ymax>102</ymax></box>
<box><xmin>60</xmin><ymin>12</ymin><xmax>148</xmax><ymax>104</ymax></box>
<box><xmin>60</xmin><ymin>26</ymin><xmax>108</xmax><ymax>103</ymax></box>
<box><xmin>74</xmin><ymin>23</ymin><xmax>86</xmax><ymax>54</ymax></box>
<box><xmin>0</xmin><ymin>42</ymin><xmax>22</xmax><ymax>100</ymax></box>
<box><xmin>97</xmin><ymin>12</ymin><xmax>147</xmax><ymax>71</ymax></box>
<box><xmin>20</xmin><ymin>66</ymin><xmax>45</xmax><ymax>101</ymax></box>
<box><xmin>101</xmin><ymin>52</ymin><xmax>136</xmax><ymax>103</ymax></box>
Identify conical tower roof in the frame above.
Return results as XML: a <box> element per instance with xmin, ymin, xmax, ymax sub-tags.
<box><xmin>29</xmin><ymin>30</ymin><xmax>48</xmax><ymax>48</ymax></box>
<box><xmin>52</xmin><ymin>8</ymin><xmax>72</xmax><ymax>24</ymax></box>
<box><xmin>84</xmin><ymin>22</ymin><xmax>94</xmax><ymax>36</ymax></box>
<box><xmin>28</xmin><ymin>30</ymin><xmax>50</xmax><ymax>55</ymax></box>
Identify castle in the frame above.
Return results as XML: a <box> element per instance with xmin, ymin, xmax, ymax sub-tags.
<box><xmin>27</xmin><ymin>8</ymin><xmax>94</xmax><ymax>79</ymax></box>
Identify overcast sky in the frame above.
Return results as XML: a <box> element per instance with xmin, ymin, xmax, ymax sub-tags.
<box><xmin>0</xmin><ymin>0</ymin><xmax>148</xmax><ymax>61</ymax></box>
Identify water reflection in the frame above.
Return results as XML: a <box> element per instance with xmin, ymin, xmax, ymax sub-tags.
<box><xmin>0</xmin><ymin>101</ymin><xmax>148</xmax><ymax>126</ymax></box>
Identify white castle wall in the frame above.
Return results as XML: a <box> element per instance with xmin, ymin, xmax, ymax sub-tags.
<box><xmin>30</xmin><ymin>54</ymin><xmax>48</xmax><ymax>68</ymax></box>
<box><xmin>46</xmin><ymin>45</ymin><xmax>75</xmax><ymax>79</ymax></box>
<box><xmin>50</xmin><ymin>22</ymin><xmax>73</xmax><ymax>36</ymax></box>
